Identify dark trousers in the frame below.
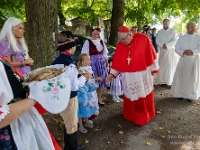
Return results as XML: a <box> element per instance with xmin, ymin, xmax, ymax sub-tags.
<box><xmin>63</xmin><ymin>128</ymin><xmax>78</xmax><ymax>150</ymax></box>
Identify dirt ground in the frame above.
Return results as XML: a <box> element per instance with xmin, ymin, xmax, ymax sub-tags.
<box><xmin>44</xmin><ymin>84</ymin><xmax>200</xmax><ymax>150</ymax></box>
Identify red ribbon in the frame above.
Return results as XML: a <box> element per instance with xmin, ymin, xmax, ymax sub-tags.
<box><xmin>0</xmin><ymin>55</ymin><xmax>24</xmax><ymax>79</ymax></box>
<box><xmin>61</xmin><ymin>51</ymin><xmax>72</xmax><ymax>56</ymax></box>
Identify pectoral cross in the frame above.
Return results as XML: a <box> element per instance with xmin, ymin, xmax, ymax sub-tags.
<box><xmin>127</xmin><ymin>56</ymin><xmax>132</xmax><ymax>65</ymax></box>
<box><xmin>127</xmin><ymin>45</ymin><xmax>131</xmax><ymax>65</ymax></box>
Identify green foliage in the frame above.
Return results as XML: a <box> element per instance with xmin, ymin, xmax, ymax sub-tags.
<box><xmin>59</xmin><ymin>0</ymin><xmax>112</xmax><ymax>25</ymax></box>
<box><xmin>124</xmin><ymin>0</ymin><xmax>200</xmax><ymax>28</ymax></box>
<box><xmin>1</xmin><ymin>0</ymin><xmax>200</xmax><ymax>29</ymax></box>
<box><xmin>0</xmin><ymin>0</ymin><xmax>25</xmax><ymax>22</ymax></box>
<box><xmin>172</xmin><ymin>20</ymin><xmax>187</xmax><ymax>34</ymax></box>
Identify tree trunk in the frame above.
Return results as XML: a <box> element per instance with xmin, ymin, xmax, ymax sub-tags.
<box><xmin>109</xmin><ymin>0</ymin><xmax>125</xmax><ymax>46</ymax></box>
<box><xmin>24</xmin><ymin>0</ymin><xmax>58</xmax><ymax>69</ymax></box>
<box><xmin>57</xmin><ymin>0</ymin><xmax>66</xmax><ymax>25</ymax></box>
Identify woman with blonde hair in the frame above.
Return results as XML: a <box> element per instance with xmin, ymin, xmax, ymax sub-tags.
<box><xmin>0</xmin><ymin>17</ymin><xmax>33</xmax><ymax>74</ymax></box>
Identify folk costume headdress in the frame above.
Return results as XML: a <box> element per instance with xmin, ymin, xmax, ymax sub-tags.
<box><xmin>92</xmin><ymin>25</ymin><xmax>101</xmax><ymax>32</ymax></box>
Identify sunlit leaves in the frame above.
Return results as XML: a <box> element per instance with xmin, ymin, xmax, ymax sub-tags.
<box><xmin>60</xmin><ymin>0</ymin><xmax>113</xmax><ymax>25</ymax></box>
<box><xmin>0</xmin><ymin>0</ymin><xmax>25</xmax><ymax>21</ymax></box>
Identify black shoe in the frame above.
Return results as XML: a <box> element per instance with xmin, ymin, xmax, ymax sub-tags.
<box><xmin>77</xmin><ymin>145</ymin><xmax>84</xmax><ymax>150</ymax></box>
<box><xmin>188</xmin><ymin>100</ymin><xmax>192</xmax><ymax>102</ymax></box>
<box><xmin>177</xmin><ymin>98</ymin><xmax>183</xmax><ymax>100</ymax></box>
<box><xmin>161</xmin><ymin>84</ymin><xmax>167</xmax><ymax>87</ymax></box>
<box><xmin>63</xmin><ymin>129</ymin><xmax>71</xmax><ymax>150</ymax></box>
<box><xmin>64</xmin><ymin>130</ymin><xmax>79</xmax><ymax>150</ymax></box>
<box><xmin>98</xmin><ymin>102</ymin><xmax>105</xmax><ymax>107</ymax></box>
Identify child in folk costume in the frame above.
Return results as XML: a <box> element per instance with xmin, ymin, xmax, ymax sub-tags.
<box><xmin>52</xmin><ymin>31</ymin><xmax>91</xmax><ymax>150</ymax></box>
<box><xmin>109</xmin><ymin>53</ymin><xmax>123</xmax><ymax>102</ymax></box>
<box><xmin>77</xmin><ymin>53</ymin><xmax>102</xmax><ymax>133</ymax></box>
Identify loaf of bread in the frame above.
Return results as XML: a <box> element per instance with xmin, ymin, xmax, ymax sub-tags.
<box><xmin>28</xmin><ymin>68</ymin><xmax>63</xmax><ymax>82</ymax></box>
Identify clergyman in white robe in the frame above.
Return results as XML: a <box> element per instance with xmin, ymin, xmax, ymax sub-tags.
<box><xmin>156</xmin><ymin>28</ymin><xmax>178</xmax><ymax>85</ymax></box>
<box><xmin>170</xmin><ymin>33</ymin><xmax>200</xmax><ymax>100</ymax></box>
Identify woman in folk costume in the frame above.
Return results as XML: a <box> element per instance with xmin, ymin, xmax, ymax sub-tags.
<box><xmin>0</xmin><ymin>17</ymin><xmax>33</xmax><ymax>75</ymax></box>
<box><xmin>109</xmin><ymin>53</ymin><xmax>123</xmax><ymax>102</ymax></box>
<box><xmin>0</xmin><ymin>55</ymin><xmax>62</xmax><ymax>150</ymax></box>
<box><xmin>81</xmin><ymin>26</ymin><xmax>109</xmax><ymax>106</ymax></box>
<box><xmin>106</xmin><ymin>26</ymin><xmax>159</xmax><ymax>126</ymax></box>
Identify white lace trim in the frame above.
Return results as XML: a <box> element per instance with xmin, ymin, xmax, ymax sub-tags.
<box><xmin>0</xmin><ymin>105</ymin><xmax>9</xmax><ymax>121</ymax></box>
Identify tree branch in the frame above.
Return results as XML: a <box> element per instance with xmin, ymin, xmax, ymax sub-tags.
<box><xmin>90</xmin><ymin>0</ymin><xmax>95</xmax><ymax>8</ymax></box>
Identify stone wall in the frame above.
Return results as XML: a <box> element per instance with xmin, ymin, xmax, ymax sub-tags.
<box><xmin>64</xmin><ymin>17</ymin><xmax>111</xmax><ymax>42</ymax></box>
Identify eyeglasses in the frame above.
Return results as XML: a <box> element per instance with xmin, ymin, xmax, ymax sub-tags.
<box><xmin>120</xmin><ymin>34</ymin><xmax>130</xmax><ymax>42</ymax></box>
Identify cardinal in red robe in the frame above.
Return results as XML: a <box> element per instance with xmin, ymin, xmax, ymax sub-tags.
<box><xmin>106</xmin><ymin>26</ymin><xmax>159</xmax><ymax>126</ymax></box>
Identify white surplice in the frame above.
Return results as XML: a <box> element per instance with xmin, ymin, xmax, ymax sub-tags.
<box><xmin>110</xmin><ymin>59</ymin><xmax>159</xmax><ymax>101</ymax></box>
<box><xmin>170</xmin><ymin>33</ymin><xmax>200</xmax><ymax>100</ymax></box>
<box><xmin>156</xmin><ymin>28</ymin><xmax>179</xmax><ymax>85</ymax></box>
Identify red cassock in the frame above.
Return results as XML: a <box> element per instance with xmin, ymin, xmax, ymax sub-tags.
<box><xmin>111</xmin><ymin>33</ymin><xmax>158</xmax><ymax>126</ymax></box>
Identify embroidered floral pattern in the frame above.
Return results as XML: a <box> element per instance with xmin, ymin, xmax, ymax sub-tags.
<box><xmin>0</xmin><ymin>126</ymin><xmax>17</xmax><ymax>149</ymax></box>
<box><xmin>43</xmin><ymin>75</ymin><xmax>65</xmax><ymax>100</ymax></box>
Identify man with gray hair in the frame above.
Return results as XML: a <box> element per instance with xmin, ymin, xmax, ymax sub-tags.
<box><xmin>156</xmin><ymin>19</ymin><xmax>178</xmax><ymax>86</ymax></box>
<box><xmin>106</xmin><ymin>26</ymin><xmax>159</xmax><ymax>126</ymax></box>
<box><xmin>171</xmin><ymin>22</ymin><xmax>200</xmax><ymax>102</ymax></box>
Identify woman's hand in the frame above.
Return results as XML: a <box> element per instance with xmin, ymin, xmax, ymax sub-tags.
<box><xmin>24</xmin><ymin>58</ymin><xmax>34</xmax><ymax>65</ymax></box>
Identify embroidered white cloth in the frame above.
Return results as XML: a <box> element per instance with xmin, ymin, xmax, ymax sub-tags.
<box><xmin>11</xmin><ymin>107</ymin><xmax>54</xmax><ymax>150</ymax></box>
<box><xmin>28</xmin><ymin>65</ymin><xmax>72</xmax><ymax>114</ymax></box>
<box><xmin>111</xmin><ymin>59</ymin><xmax>159</xmax><ymax>101</ymax></box>
<box><xmin>0</xmin><ymin>61</ymin><xmax>54</xmax><ymax>149</ymax></box>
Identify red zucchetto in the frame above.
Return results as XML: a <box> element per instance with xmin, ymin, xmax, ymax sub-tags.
<box><xmin>118</xmin><ymin>26</ymin><xmax>130</xmax><ymax>32</ymax></box>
